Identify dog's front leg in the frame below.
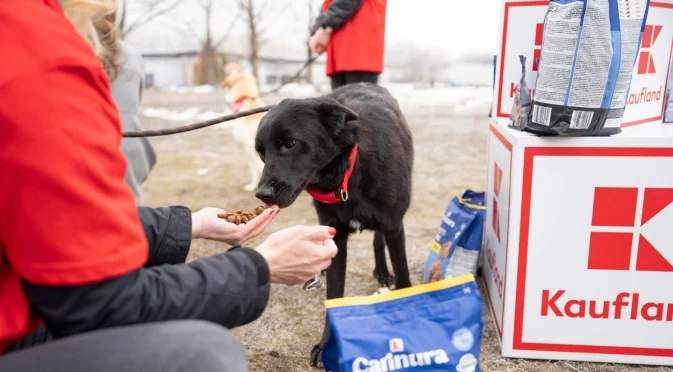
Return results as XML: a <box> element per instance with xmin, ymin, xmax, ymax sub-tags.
<box><xmin>310</xmin><ymin>227</ymin><xmax>348</xmax><ymax>368</ymax></box>
<box><xmin>385</xmin><ymin>223</ymin><xmax>412</xmax><ymax>290</ymax></box>
<box><xmin>372</xmin><ymin>231</ymin><xmax>395</xmax><ymax>289</ymax></box>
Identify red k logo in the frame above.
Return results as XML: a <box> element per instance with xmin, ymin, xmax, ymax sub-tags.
<box><xmin>492</xmin><ymin>163</ymin><xmax>503</xmax><ymax>242</ymax></box>
<box><xmin>533</xmin><ymin>23</ymin><xmax>543</xmax><ymax>71</ymax></box>
<box><xmin>637</xmin><ymin>25</ymin><xmax>663</xmax><ymax>75</ymax></box>
<box><xmin>588</xmin><ymin>187</ymin><xmax>673</xmax><ymax>272</ymax></box>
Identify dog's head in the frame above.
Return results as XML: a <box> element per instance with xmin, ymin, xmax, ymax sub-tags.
<box><xmin>221</xmin><ymin>73</ymin><xmax>260</xmax><ymax>100</ymax></box>
<box><xmin>223</xmin><ymin>61</ymin><xmax>243</xmax><ymax>76</ymax></box>
<box><xmin>254</xmin><ymin>97</ymin><xmax>359</xmax><ymax>208</ymax></box>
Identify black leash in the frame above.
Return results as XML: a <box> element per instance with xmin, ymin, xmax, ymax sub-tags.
<box><xmin>122</xmin><ymin>106</ymin><xmax>275</xmax><ymax>138</ymax></box>
<box><xmin>122</xmin><ymin>56</ymin><xmax>319</xmax><ymax>138</ymax></box>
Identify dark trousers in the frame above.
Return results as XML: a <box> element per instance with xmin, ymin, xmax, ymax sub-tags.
<box><xmin>0</xmin><ymin>321</ymin><xmax>246</xmax><ymax>372</ymax></box>
<box><xmin>330</xmin><ymin>71</ymin><xmax>379</xmax><ymax>90</ymax></box>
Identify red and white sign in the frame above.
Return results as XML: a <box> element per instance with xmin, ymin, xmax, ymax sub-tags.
<box><xmin>483</xmin><ymin>124</ymin><xmax>513</xmax><ymax>341</ymax></box>
<box><xmin>483</xmin><ymin>119</ymin><xmax>673</xmax><ymax>365</ymax></box>
<box><xmin>492</xmin><ymin>0</ymin><xmax>673</xmax><ymax>128</ymax></box>
<box><xmin>622</xmin><ymin>5</ymin><xmax>673</xmax><ymax>126</ymax></box>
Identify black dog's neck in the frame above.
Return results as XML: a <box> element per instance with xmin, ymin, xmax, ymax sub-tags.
<box><xmin>307</xmin><ymin>145</ymin><xmax>356</xmax><ymax>193</ymax></box>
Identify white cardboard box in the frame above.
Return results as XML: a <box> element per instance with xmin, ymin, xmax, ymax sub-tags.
<box><xmin>482</xmin><ymin>119</ymin><xmax>673</xmax><ymax>366</ymax></box>
<box><xmin>491</xmin><ymin>0</ymin><xmax>673</xmax><ymax>128</ymax></box>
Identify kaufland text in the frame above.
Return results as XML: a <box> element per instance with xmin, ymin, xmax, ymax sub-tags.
<box><xmin>541</xmin><ymin>290</ymin><xmax>673</xmax><ymax>321</ymax></box>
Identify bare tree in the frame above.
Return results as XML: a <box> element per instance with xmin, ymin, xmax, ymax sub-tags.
<box><xmin>184</xmin><ymin>0</ymin><xmax>239</xmax><ymax>85</ymax></box>
<box><xmin>237</xmin><ymin>0</ymin><xmax>272</xmax><ymax>82</ymax></box>
<box><xmin>117</xmin><ymin>0</ymin><xmax>185</xmax><ymax>38</ymax></box>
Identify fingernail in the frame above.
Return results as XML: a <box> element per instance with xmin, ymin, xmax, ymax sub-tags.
<box><xmin>329</xmin><ymin>227</ymin><xmax>336</xmax><ymax>236</ymax></box>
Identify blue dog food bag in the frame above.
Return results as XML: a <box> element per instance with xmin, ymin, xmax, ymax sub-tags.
<box><xmin>322</xmin><ymin>274</ymin><xmax>483</xmax><ymax>372</ymax></box>
<box><xmin>423</xmin><ymin>191</ymin><xmax>486</xmax><ymax>284</ymax></box>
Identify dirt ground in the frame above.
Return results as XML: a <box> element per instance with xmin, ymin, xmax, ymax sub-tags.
<box><xmin>139</xmin><ymin>89</ymin><xmax>670</xmax><ymax>372</ymax></box>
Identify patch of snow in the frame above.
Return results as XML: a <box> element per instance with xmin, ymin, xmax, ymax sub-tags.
<box><xmin>160</xmin><ymin>84</ymin><xmax>218</xmax><ymax>94</ymax></box>
<box><xmin>386</xmin><ymin>86</ymin><xmax>493</xmax><ymax>116</ymax></box>
<box><xmin>262</xmin><ymin>83</ymin><xmax>319</xmax><ymax>98</ymax></box>
<box><xmin>142</xmin><ymin>107</ymin><xmax>233</xmax><ymax>129</ymax></box>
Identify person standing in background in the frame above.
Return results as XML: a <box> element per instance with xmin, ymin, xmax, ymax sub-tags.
<box><xmin>96</xmin><ymin>12</ymin><xmax>156</xmax><ymax>203</ymax></box>
<box><xmin>309</xmin><ymin>0</ymin><xmax>387</xmax><ymax>91</ymax></box>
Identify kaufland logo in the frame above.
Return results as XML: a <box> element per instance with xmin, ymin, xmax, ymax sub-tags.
<box><xmin>389</xmin><ymin>338</ymin><xmax>404</xmax><ymax>353</ymax></box>
<box><xmin>588</xmin><ymin>187</ymin><xmax>673</xmax><ymax>272</ymax></box>
<box><xmin>628</xmin><ymin>25</ymin><xmax>665</xmax><ymax>106</ymax></box>
<box><xmin>541</xmin><ymin>187</ymin><xmax>673</xmax><ymax>322</ymax></box>
<box><xmin>491</xmin><ymin>163</ymin><xmax>503</xmax><ymax>243</ymax></box>
<box><xmin>637</xmin><ymin>25</ymin><xmax>663</xmax><ymax>75</ymax></box>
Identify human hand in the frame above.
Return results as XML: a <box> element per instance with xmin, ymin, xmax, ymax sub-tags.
<box><xmin>309</xmin><ymin>27</ymin><xmax>332</xmax><ymax>55</ymax></box>
<box><xmin>191</xmin><ymin>206</ymin><xmax>279</xmax><ymax>246</ymax></box>
<box><xmin>256</xmin><ymin>225</ymin><xmax>338</xmax><ymax>286</ymax></box>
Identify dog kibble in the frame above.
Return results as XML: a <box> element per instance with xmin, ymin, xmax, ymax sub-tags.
<box><xmin>217</xmin><ymin>206</ymin><xmax>268</xmax><ymax>225</ymax></box>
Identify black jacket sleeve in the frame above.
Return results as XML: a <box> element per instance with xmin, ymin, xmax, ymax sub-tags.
<box><xmin>21</xmin><ymin>247</ymin><xmax>270</xmax><ymax>338</ymax></box>
<box><xmin>311</xmin><ymin>0</ymin><xmax>364</xmax><ymax>35</ymax></box>
<box><xmin>137</xmin><ymin>206</ymin><xmax>192</xmax><ymax>267</ymax></box>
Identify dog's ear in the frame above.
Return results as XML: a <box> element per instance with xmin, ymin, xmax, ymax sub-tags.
<box><xmin>316</xmin><ymin>97</ymin><xmax>359</xmax><ymax>133</ymax></box>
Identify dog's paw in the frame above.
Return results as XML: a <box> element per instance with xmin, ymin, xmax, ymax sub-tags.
<box><xmin>309</xmin><ymin>344</ymin><xmax>323</xmax><ymax>368</ymax></box>
<box><xmin>373</xmin><ymin>269</ymin><xmax>395</xmax><ymax>289</ymax></box>
<box><xmin>243</xmin><ymin>184</ymin><xmax>256</xmax><ymax>192</ymax></box>
<box><xmin>373</xmin><ymin>287</ymin><xmax>392</xmax><ymax>296</ymax></box>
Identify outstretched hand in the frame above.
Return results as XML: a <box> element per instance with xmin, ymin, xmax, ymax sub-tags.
<box><xmin>191</xmin><ymin>206</ymin><xmax>279</xmax><ymax>246</ymax></box>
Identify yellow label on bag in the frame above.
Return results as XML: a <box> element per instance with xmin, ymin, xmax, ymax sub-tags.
<box><xmin>325</xmin><ymin>274</ymin><xmax>475</xmax><ymax>309</ymax></box>
<box><xmin>431</xmin><ymin>241</ymin><xmax>441</xmax><ymax>253</ymax></box>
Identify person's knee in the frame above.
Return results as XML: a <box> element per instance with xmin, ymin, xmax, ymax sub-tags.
<box><xmin>169</xmin><ymin>321</ymin><xmax>247</xmax><ymax>372</ymax></box>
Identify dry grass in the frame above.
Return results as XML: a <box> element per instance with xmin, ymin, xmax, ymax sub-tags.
<box><xmin>139</xmin><ymin>89</ymin><xmax>670</xmax><ymax>372</ymax></box>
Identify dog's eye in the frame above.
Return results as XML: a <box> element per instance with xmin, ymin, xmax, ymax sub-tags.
<box><xmin>282</xmin><ymin>140</ymin><xmax>297</xmax><ymax>150</ymax></box>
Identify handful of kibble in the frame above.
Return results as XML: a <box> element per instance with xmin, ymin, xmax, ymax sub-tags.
<box><xmin>217</xmin><ymin>206</ymin><xmax>267</xmax><ymax>225</ymax></box>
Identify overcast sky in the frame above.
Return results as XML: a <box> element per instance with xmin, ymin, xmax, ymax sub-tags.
<box><xmin>126</xmin><ymin>0</ymin><xmax>501</xmax><ymax>61</ymax></box>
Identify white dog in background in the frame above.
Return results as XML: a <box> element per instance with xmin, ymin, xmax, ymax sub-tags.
<box><xmin>220</xmin><ymin>62</ymin><xmax>266</xmax><ymax>192</ymax></box>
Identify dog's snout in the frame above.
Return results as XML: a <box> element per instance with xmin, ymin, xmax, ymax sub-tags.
<box><xmin>255</xmin><ymin>186</ymin><xmax>276</xmax><ymax>204</ymax></box>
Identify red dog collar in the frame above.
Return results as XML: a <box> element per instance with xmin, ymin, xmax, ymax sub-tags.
<box><xmin>306</xmin><ymin>144</ymin><xmax>359</xmax><ymax>204</ymax></box>
<box><xmin>229</xmin><ymin>96</ymin><xmax>250</xmax><ymax>114</ymax></box>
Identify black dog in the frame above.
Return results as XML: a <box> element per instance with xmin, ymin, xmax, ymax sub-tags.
<box><xmin>254</xmin><ymin>82</ymin><xmax>414</xmax><ymax>367</ymax></box>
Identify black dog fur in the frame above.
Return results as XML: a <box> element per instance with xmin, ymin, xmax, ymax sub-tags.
<box><xmin>254</xmin><ymin>82</ymin><xmax>414</xmax><ymax>367</ymax></box>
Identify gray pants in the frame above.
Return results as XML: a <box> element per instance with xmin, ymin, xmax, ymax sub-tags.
<box><xmin>0</xmin><ymin>321</ymin><xmax>247</xmax><ymax>372</ymax></box>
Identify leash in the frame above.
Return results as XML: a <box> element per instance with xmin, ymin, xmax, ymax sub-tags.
<box><xmin>122</xmin><ymin>56</ymin><xmax>319</xmax><ymax>138</ymax></box>
<box><xmin>122</xmin><ymin>106</ymin><xmax>274</xmax><ymax>138</ymax></box>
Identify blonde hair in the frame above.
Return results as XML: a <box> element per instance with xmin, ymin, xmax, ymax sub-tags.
<box><xmin>61</xmin><ymin>0</ymin><xmax>122</xmax><ymax>80</ymax></box>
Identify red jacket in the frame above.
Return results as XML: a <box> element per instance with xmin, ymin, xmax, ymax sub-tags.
<box><xmin>322</xmin><ymin>0</ymin><xmax>387</xmax><ymax>76</ymax></box>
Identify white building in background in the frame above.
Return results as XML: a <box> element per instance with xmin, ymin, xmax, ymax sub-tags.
<box><xmin>142</xmin><ymin>53</ymin><xmax>196</xmax><ymax>87</ymax></box>
<box><xmin>140</xmin><ymin>49</ymin><xmax>493</xmax><ymax>89</ymax></box>
<box><xmin>140</xmin><ymin>50</ymin><xmax>332</xmax><ymax>88</ymax></box>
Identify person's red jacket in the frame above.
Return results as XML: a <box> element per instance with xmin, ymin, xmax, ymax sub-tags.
<box><xmin>321</xmin><ymin>0</ymin><xmax>387</xmax><ymax>76</ymax></box>
<box><xmin>0</xmin><ymin>0</ymin><xmax>271</xmax><ymax>354</ymax></box>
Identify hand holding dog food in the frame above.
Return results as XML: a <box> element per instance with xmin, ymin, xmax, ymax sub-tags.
<box><xmin>256</xmin><ymin>225</ymin><xmax>337</xmax><ymax>286</ymax></box>
<box><xmin>191</xmin><ymin>206</ymin><xmax>278</xmax><ymax>246</ymax></box>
